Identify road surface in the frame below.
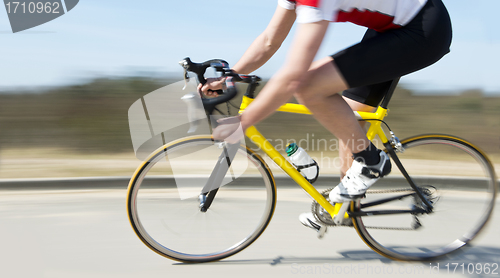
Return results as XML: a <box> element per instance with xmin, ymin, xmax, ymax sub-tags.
<box><xmin>0</xmin><ymin>177</ymin><xmax>499</xmax><ymax>278</ymax></box>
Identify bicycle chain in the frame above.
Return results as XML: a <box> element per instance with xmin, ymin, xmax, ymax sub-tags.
<box><xmin>311</xmin><ymin>187</ymin><xmax>428</xmax><ymax>231</ymax></box>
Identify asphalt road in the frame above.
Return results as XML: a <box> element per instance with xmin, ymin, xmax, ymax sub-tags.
<box><xmin>1</xmin><ymin>178</ymin><xmax>499</xmax><ymax>278</ymax></box>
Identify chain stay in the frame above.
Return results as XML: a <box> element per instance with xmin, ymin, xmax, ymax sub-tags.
<box><xmin>311</xmin><ymin>187</ymin><xmax>425</xmax><ymax>231</ymax></box>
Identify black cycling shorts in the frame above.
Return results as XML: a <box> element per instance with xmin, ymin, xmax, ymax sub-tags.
<box><xmin>332</xmin><ymin>0</ymin><xmax>453</xmax><ymax>107</ymax></box>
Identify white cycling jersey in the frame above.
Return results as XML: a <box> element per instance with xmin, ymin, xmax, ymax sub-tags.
<box><xmin>278</xmin><ymin>0</ymin><xmax>427</xmax><ymax>32</ymax></box>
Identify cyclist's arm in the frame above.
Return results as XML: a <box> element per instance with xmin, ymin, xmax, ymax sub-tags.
<box><xmin>232</xmin><ymin>5</ymin><xmax>296</xmax><ymax>74</ymax></box>
<box><xmin>240</xmin><ymin>20</ymin><xmax>329</xmax><ymax>130</ymax></box>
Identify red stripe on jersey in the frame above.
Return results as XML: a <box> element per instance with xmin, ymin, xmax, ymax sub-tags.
<box><xmin>337</xmin><ymin>9</ymin><xmax>402</xmax><ymax>32</ymax></box>
<box><xmin>297</xmin><ymin>0</ymin><xmax>320</xmax><ymax>7</ymax></box>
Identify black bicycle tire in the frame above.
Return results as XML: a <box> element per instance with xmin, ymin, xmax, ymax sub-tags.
<box><xmin>352</xmin><ymin>134</ymin><xmax>498</xmax><ymax>261</ymax></box>
<box><xmin>126</xmin><ymin>136</ymin><xmax>277</xmax><ymax>263</ymax></box>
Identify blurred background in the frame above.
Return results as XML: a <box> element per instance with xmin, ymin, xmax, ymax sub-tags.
<box><xmin>1</xmin><ymin>2</ymin><xmax>499</xmax><ymax>277</ymax></box>
<box><xmin>1</xmin><ymin>0</ymin><xmax>499</xmax><ymax>179</ymax></box>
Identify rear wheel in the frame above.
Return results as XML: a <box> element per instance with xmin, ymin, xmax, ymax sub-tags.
<box><xmin>127</xmin><ymin>136</ymin><xmax>276</xmax><ymax>262</ymax></box>
<box><xmin>352</xmin><ymin>135</ymin><xmax>497</xmax><ymax>261</ymax></box>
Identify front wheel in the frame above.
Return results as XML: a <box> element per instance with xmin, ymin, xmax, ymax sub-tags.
<box><xmin>127</xmin><ymin>136</ymin><xmax>276</xmax><ymax>263</ymax></box>
<box><xmin>352</xmin><ymin>135</ymin><xmax>497</xmax><ymax>261</ymax></box>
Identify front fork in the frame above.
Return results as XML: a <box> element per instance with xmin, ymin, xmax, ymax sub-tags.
<box><xmin>198</xmin><ymin>142</ymin><xmax>239</xmax><ymax>212</ymax></box>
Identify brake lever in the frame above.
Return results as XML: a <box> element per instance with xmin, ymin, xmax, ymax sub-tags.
<box><xmin>182</xmin><ymin>69</ymin><xmax>189</xmax><ymax>90</ymax></box>
<box><xmin>181</xmin><ymin>92</ymin><xmax>203</xmax><ymax>133</ymax></box>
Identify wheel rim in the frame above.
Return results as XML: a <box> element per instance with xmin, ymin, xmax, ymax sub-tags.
<box><xmin>353</xmin><ymin>136</ymin><xmax>497</xmax><ymax>261</ymax></box>
<box><xmin>127</xmin><ymin>138</ymin><xmax>276</xmax><ymax>262</ymax></box>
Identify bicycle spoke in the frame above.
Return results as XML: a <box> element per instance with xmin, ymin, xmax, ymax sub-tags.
<box><xmin>352</xmin><ymin>135</ymin><xmax>497</xmax><ymax>261</ymax></box>
<box><xmin>127</xmin><ymin>137</ymin><xmax>276</xmax><ymax>262</ymax></box>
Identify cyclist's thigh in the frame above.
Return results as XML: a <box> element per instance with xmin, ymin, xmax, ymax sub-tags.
<box><xmin>333</xmin><ymin>0</ymin><xmax>452</xmax><ymax>106</ymax></box>
<box><xmin>343</xmin><ymin>81</ymin><xmax>395</xmax><ymax>108</ymax></box>
<box><xmin>343</xmin><ymin>96</ymin><xmax>376</xmax><ymax>113</ymax></box>
<box><xmin>295</xmin><ymin>56</ymin><xmax>349</xmax><ymax>100</ymax></box>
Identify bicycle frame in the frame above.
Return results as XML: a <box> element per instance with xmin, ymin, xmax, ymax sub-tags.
<box><xmin>127</xmin><ymin>62</ymin><xmax>498</xmax><ymax>262</ymax></box>
<box><xmin>238</xmin><ymin>95</ymin><xmax>432</xmax><ymax>220</ymax></box>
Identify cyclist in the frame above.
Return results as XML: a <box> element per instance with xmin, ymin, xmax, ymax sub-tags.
<box><xmin>199</xmin><ymin>0</ymin><xmax>452</xmax><ymax>234</ymax></box>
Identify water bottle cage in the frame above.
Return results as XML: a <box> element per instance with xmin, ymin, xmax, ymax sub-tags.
<box><xmin>295</xmin><ymin>161</ymin><xmax>318</xmax><ymax>171</ymax></box>
<box><xmin>293</xmin><ymin>160</ymin><xmax>319</xmax><ymax>184</ymax></box>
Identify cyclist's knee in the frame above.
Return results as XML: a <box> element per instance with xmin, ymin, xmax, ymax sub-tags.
<box><xmin>293</xmin><ymin>76</ymin><xmax>323</xmax><ymax>105</ymax></box>
<box><xmin>294</xmin><ymin>63</ymin><xmax>348</xmax><ymax>106</ymax></box>
<box><xmin>294</xmin><ymin>90</ymin><xmax>322</xmax><ymax>107</ymax></box>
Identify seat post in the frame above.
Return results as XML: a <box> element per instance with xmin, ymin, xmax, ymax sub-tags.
<box><xmin>380</xmin><ymin>77</ymin><xmax>400</xmax><ymax>109</ymax></box>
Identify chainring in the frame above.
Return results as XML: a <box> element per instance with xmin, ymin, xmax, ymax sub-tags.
<box><xmin>311</xmin><ymin>188</ymin><xmax>353</xmax><ymax>227</ymax></box>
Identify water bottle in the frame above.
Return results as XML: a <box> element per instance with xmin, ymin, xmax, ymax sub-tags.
<box><xmin>286</xmin><ymin>143</ymin><xmax>319</xmax><ymax>183</ymax></box>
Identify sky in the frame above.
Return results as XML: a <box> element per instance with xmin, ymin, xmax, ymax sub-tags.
<box><xmin>1</xmin><ymin>0</ymin><xmax>500</xmax><ymax>94</ymax></box>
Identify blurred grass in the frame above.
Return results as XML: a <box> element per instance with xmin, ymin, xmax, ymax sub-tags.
<box><xmin>0</xmin><ymin>77</ymin><xmax>499</xmax><ymax>178</ymax></box>
<box><xmin>0</xmin><ymin>77</ymin><xmax>176</xmax><ymax>153</ymax></box>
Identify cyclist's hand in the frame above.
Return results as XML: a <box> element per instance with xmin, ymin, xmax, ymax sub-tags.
<box><xmin>198</xmin><ymin>77</ymin><xmax>225</xmax><ymax>97</ymax></box>
<box><xmin>212</xmin><ymin>116</ymin><xmax>244</xmax><ymax>144</ymax></box>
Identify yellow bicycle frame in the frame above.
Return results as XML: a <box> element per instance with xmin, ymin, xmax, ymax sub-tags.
<box><xmin>239</xmin><ymin>95</ymin><xmax>390</xmax><ymax>219</ymax></box>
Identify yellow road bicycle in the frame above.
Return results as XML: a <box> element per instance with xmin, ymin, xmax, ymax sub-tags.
<box><xmin>127</xmin><ymin>58</ymin><xmax>498</xmax><ymax>263</ymax></box>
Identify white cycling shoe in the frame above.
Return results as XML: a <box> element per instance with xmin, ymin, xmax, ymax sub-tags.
<box><xmin>299</xmin><ymin>212</ymin><xmax>327</xmax><ymax>239</ymax></box>
<box><xmin>330</xmin><ymin>150</ymin><xmax>391</xmax><ymax>203</ymax></box>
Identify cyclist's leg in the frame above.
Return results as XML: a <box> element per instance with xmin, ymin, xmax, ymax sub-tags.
<box><xmin>295</xmin><ymin>0</ymin><xmax>452</xmax><ymax>173</ymax></box>
<box><xmin>338</xmin><ymin>97</ymin><xmax>376</xmax><ymax>178</ymax></box>
<box><xmin>293</xmin><ymin>57</ymin><xmax>372</xmax><ymax>155</ymax></box>
<box><xmin>294</xmin><ymin>56</ymin><xmax>392</xmax><ymax>180</ymax></box>
<box><xmin>338</xmin><ymin>80</ymin><xmax>397</xmax><ymax>177</ymax></box>
<box><xmin>334</xmin><ymin>0</ymin><xmax>452</xmax><ymax>179</ymax></box>
<box><xmin>299</xmin><ymin>0</ymin><xmax>452</xmax><ymax>232</ymax></box>
<box><xmin>294</xmin><ymin>59</ymin><xmax>392</xmax><ymax>218</ymax></box>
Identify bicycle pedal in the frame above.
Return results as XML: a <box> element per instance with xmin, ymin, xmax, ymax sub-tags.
<box><xmin>317</xmin><ymin>226</ymin><xmax>327</xmax><ymax>239</ymax></box>
<box><xmin>333</xmin><ymin>202</ymin><xmax>350</xmax><ymax>225</ymax></box>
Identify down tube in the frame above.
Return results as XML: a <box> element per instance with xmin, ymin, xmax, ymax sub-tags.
<box><xmin>245</xmin><ymin>126</ymin><xmax>339</xmax><ymax>217</ymax></box>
